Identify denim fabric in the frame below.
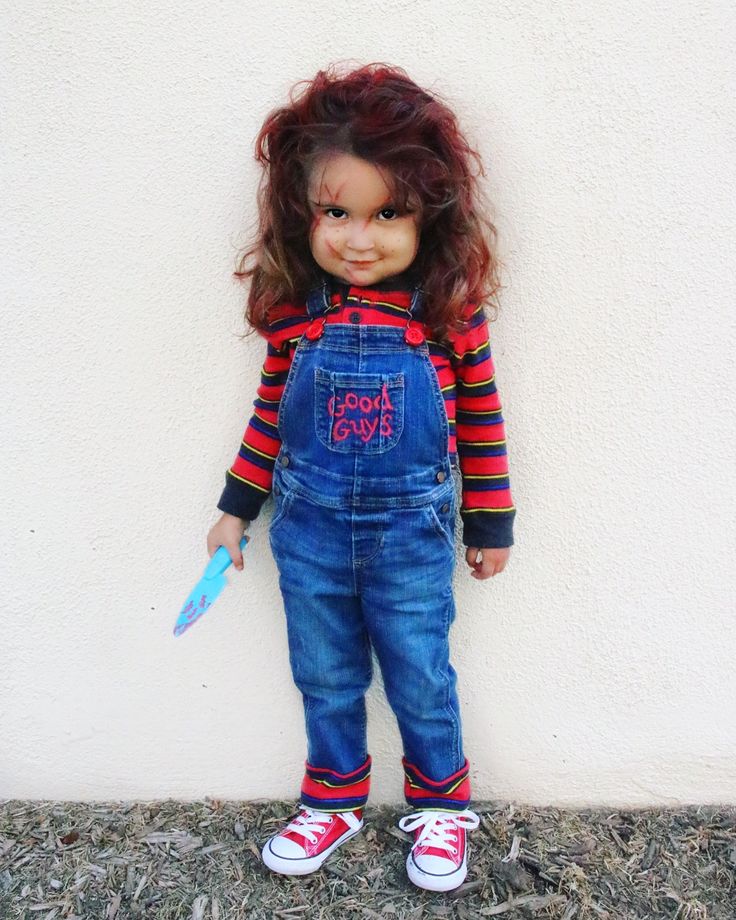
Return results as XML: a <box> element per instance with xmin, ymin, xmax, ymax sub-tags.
<box><xmin>268</xmin><ymin>283</ymin><xmax>468</xmax><ymax>797</ymax></box>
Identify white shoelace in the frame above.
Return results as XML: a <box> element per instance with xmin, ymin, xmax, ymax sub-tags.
<box><xmin>282</xmin><ymin>808</ymin><xmax>335</xmax><ymax>845</ymax></box>
<box><xmin>398</xmin><ymin>809</ymin><xmax>480</xmax><ymax>854</ymax></box>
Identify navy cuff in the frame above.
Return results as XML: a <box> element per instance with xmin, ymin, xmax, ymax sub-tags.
<box><xmin>217</xmin><ymin>473</ymin><xmax>270</xmax><ymax>522</ymax></box>
<box><xmin>461</xmin><ymin>510</ymin><xmax>515</xmax><ymax>549</ymax></box>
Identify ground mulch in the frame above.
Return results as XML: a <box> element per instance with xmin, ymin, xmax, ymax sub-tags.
<box><xmin>1</xmin><ymin>798</ymin><xmax>734</xmax><ymax>919</ymax></box>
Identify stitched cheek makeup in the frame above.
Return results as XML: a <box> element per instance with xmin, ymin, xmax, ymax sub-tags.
<box><xmin>307</xmin><ymin>152</ymin><xmax>420</xmax><ymax>285</ymax></box>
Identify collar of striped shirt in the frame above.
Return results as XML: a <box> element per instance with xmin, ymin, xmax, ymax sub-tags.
<box><xmin>326</xmin><ymin>269</ymin><xmax>420</xmax><ymax>310</ymax></box>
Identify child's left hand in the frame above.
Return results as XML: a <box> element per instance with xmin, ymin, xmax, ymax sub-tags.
<box><xmin>465</xmin><ymin>546</ymin><xmax>510</xmax><ymax>579</ymax></box>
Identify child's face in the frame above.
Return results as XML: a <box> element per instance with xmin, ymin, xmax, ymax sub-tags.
<box><xmin>307</xmin><ymin>153</ymin><xmax>421</xmax><ymax>286</ymax></box>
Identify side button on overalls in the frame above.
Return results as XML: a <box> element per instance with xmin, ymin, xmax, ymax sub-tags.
<box><xmin>269</xmin><ymin>281</ymin><xmax>471</xmax><ymax>813</ymax></box>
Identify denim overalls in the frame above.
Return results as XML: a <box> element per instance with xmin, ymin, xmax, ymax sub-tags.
<box><xmin>268</xmin><ymin>281</ymin><xmax>471</xmax><ymax>813</ymax></box>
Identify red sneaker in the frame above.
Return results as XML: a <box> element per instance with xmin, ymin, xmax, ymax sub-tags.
<box><xmin>261</xmin><ymin>807</ymin><xmax>364</xmax><ymax>875</ymax></box>
<box><xmin>398</xmin><ymin>809</ymin><xmax>480</xmax><ymax>891</ymax></box>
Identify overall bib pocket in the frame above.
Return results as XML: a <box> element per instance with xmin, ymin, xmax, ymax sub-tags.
<box><xmin>314</xmin><ymin>368</ymin><xmax>405</xmax><ymax>454</ymax></box>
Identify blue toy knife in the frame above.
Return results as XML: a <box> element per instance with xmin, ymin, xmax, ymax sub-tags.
<box><xmin>173</xmin><ymin>537</ymin><xmax>249</xmax><ymax>637</ymax></box>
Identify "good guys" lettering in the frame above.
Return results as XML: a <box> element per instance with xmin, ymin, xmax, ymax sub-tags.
<box><xmin>327</xmin><ymin>384</ymin><xmax>394</xmax><ymax>443</ymax></box>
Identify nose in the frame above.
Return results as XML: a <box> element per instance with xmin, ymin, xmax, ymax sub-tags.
<box><xmin>345</xmin><ymin>220</ymin><xmax>375</xmax><ymax>255</ymax></box>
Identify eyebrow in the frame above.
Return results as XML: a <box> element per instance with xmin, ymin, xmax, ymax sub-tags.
<box><xmin>310</xmin><ymin>199</ymin><xmax>400</xmax><ymax>210</ymax></box>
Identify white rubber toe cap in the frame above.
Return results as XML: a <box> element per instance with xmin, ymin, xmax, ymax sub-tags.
<box><xmin>407</xmin><ymin>853</ymin><xmax>467</xmax><ymax>892</ymax></box>
<box><xmin>413</xmin><ymin>853</ymin><xmax>460</xmax><ymax>876</ymax></box>
<box><xmin>266</xmin><ymin>836</ymin><xmax>307</xmax><ymax>859</ymax></box>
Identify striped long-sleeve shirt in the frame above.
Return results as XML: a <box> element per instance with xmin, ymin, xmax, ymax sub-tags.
<box><xmin>217</xmin><ymin>274</ymin><xmax>516</xmax><ymax>548</ymax></box>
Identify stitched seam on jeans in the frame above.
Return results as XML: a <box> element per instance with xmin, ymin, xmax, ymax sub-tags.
<box><xmin>354</xmin><ymin>530</ymin><xmax>385</xmax><ymax>567</ymax></box>
<box><xmin>428</xmin><ymin>502</ymin><xmax>455</xmax><ymax>552</ymax></box>
<box><xmin>420</xmin><ymin>350</ymin><xmax>450</xmax><ymax>456</ymax></box>
<box><xmin>270</xmin><ymin>491</ymin><xmax>294</xmax><ymax>532</ymax></box>
<box><xmin>304</xmin><ymin>693</ymin><xmax>313</xmax><ymax>764</ymax></box>
<box><xmin>277</xmin><ymin>346</ymin><xmax>306</xmax><ymax>434</ymax></box>
<box><xmin>441</xmin><ymin>592</ymin><xmax>462</xmax><ymax>770</ymax></box>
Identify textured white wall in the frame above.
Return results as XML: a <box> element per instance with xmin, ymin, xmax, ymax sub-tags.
<box><xmin>2</xmin><ymin>1</ymin><xmax>735</xmax><ymax>807</ymax></box>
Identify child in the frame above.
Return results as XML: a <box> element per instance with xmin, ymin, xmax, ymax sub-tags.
<box><xmin>207</xmin><ymin>62</ymin><xmax>516</xmax><ymax>892</ymax></box>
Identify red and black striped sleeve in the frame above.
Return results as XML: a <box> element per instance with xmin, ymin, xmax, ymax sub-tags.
<box><xmin>448</xmin><ymin>305</ymin><xmax>516</xmax><ymax>548</ymax></box>
<box><xmin>216</xmin><ymin>305</ymin><xmax>308</xmax><ymax>522</ymax></box>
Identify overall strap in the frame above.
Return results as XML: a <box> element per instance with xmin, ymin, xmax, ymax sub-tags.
<box><xmin>408</xmin><ymin>285</ymin><xmax>424</xmax><ymax>319</ymax></box>
<box><xmin>306</xmin><ymin>280</ymin><xmax>331</xmax><ymax>318</ymax></box>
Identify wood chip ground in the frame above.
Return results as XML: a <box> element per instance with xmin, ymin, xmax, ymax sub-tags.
<box><xmin>1</xmin><ymin>799</ymin><xmax>734</xmax><ymax>918</ymax></box>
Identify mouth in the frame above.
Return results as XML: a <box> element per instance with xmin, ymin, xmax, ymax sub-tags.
<box><xmin>347</xmin><ymin>260</ymin><xmax>376</xmax><ymax>267</ymax></box>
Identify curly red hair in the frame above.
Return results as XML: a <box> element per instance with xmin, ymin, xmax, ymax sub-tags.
<box><xmin>234</xmin><ymin>62</ymin><xmax>503</xmax><ymax>340</ymax></box>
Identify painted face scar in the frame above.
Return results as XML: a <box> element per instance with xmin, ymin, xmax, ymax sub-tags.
<box><xmin>324</xmin><ymin>181</ymin><xmax>346</xmax><ymax>204</ymax></box>
<box><xmin>310</xmin><ymin>178</ymin><xmax>347</xmax><ymax>210</ymax></box>
<box><xmin>306</xmin><ymin>152</ymin><xmax>420</xmax><ymax>284</ymax></box>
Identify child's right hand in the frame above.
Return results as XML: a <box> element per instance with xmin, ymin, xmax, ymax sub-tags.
<box><xmin>207</xmin><ymin>512</ymin><xmax>249</xmax><ymax>571</ymax></box>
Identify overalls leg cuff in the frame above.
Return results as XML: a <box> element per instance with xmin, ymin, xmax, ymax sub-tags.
<box><xmin>300</xmin><ymin>754</ymin><xmax>372</xmax><ymax>812</ymax></box>
<box><xmin>402</xmin><ymin>757</ymin><xmax>471</xmax><ymax>812</ymax></box>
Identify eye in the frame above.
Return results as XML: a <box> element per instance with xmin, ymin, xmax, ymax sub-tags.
<box><xmin>378</xmin><ymin>207</ymin><xmax>399</xmax><ymax>220</ymax></box>
<box><xmin>324</xmin><ymin>207</ymin><xmax>347</xmax><ymax>219</ymax></box>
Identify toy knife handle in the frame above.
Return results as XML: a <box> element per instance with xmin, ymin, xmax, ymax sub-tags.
<box><xmin>203</xmin><ymin>536</ymin><xmax>249</xmax><ymax>580</ymax></box>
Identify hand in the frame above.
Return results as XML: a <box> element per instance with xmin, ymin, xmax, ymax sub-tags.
<box><xmin>465</xmin><ymin>546</ymin><xmax>510</xmax><ymax>580</ymax></box>
<box><xmin>207</xmin><ymin>513</ymin><xmax>249</xmax><ymax>571</ymax></box>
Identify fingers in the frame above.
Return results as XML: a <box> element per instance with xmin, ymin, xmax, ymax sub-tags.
<box><xmin>206</xmin><ymin>537</ymin><xmax>244</xmax><ymax>569</ymax></box>
<box><xmin>465</xmin><ymin>547</ymin><xmax>510</xmax><ymax>580</ymax></box>
<box><xmin>230</xmin><ymin>521</ymin><xmax>248</xmax><ymax>570</ymax></box>
<box><xmin>465</xmin><ymin>547</ymin><xmax>484</xmax><ymax>576</ymax></box>
<box><xmin>466</xmin><ymin>547</ymin><xmax>487</xmax><ymax>580</ymax></box>
<box><xmin>206</xmin><ymin>515</ymin><xmax>247</xmax><ymax>570</ymax></box>
<box><xmin>471</xmin><ymin>561</ymin><xmax>492</xmax><ymax>579</ymax></box>
<box><xmin>229</xmin><ymin>542</ymin><xmax>244</xmax><ymax>571</ymax></box>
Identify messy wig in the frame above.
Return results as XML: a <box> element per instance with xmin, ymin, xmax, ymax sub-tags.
<box><xmin>234</xmin><ymin>62</ymin><xmax>503</xmax><ymax>340</ymax></box>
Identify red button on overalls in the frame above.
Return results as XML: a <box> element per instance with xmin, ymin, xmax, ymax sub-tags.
<box><xmin>404</xmin><ymin>325</ymin><xmax>425</xmax><ymax>346</ymax></box>
<box><xmin>305</xmin><ymin>319</ymin><xmax>325</xmax><ymax>341</ymax></box>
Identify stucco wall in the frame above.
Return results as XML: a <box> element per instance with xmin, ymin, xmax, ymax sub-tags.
<box><xmin>3</xmin><ymin>1</ymin><xmax>735</xmax><ymax>806</ymax></box>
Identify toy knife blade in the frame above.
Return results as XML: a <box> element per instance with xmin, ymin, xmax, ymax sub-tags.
<box><xmin>173</xmin><ymin>537</ymin><xmax>249</xmax><ymax>637</ymax></box>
